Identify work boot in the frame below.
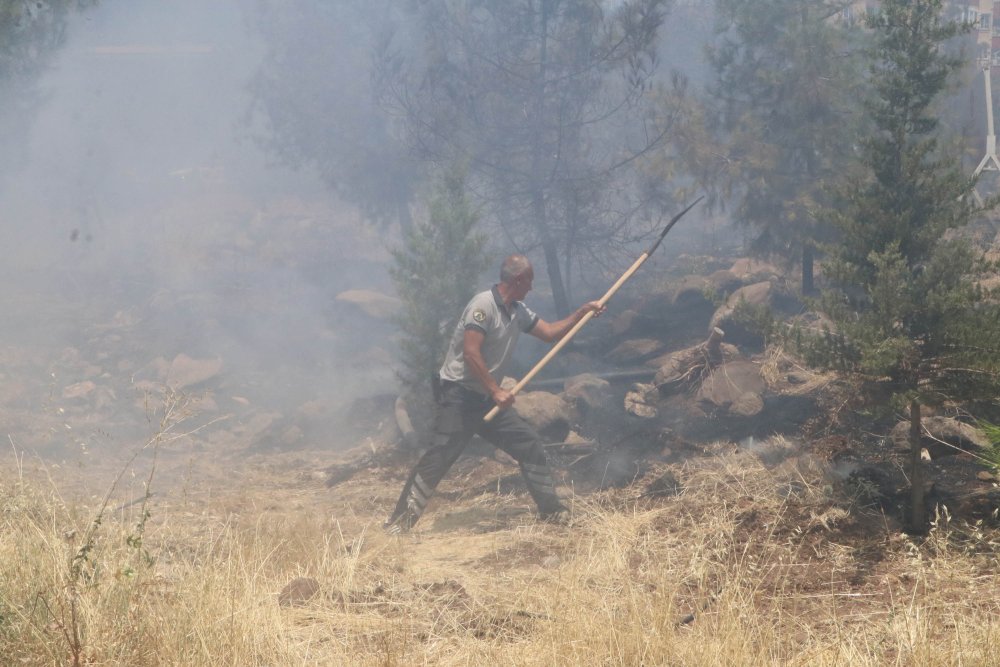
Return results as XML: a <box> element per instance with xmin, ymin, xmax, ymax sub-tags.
<box><xmin>384</xmin><ymin>507</ymin><xmax>418</xmax><ymax>535</ymax></box>
<box><xmin>521</xmin><ymin>460</ymin><xmax>566</xmax><ymax>515</ymax></box>
<box><xmin>538</xmin><ymin>508</ymin><xmax>571</xmax><ymax>526</ymax></box>
<box><xmin>385</xmin><ymin>472</ymin><xmax>434</xmax><ymax>535</ymax></box>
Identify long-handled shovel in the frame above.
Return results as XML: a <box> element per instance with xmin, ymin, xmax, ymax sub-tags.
<box><xmin>484</xmin><ymin>195</ymin><xmax>704</xmax><ymax>422</ymax></box>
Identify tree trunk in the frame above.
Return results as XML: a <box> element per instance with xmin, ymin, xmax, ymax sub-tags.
<box><xmin>541</xmin><ymin>228</ymin><xmax>570</xmax><ymax>316</ymax></box>
<box><xmin>908</xmin><ymin>398</ymin><xmax>926</xmax><ymax>533</ymax></box>
<box><xmin>801</xmin><ymin>242</ymin><xmax>815</xmax><ymax>295</ymax></box>
<box><xmin>530</xmin><ymin>1</ymin><xmax>569</xmax><ymax>318</ymax></box>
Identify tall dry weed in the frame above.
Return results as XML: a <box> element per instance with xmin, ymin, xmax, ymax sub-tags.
<box><xmin>3</xmin><ymin>434</ymin><xmax>1000</xmax><ymax>665</ymax></box>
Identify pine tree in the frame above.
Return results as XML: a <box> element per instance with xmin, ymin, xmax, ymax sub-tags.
<box><xmin>813</xmin><ymin>0</ymin><xmax>1000</xmax><ymax>532</ymax></box>
<box><xmin>706</xmin><ymin>0</ymin><xmax>866</xmax><ymax>294</ymax></box>
<box><xmin>389</xmin><ymin>165</ymin><xmax>488</xmax><ymax>398</ymax></box>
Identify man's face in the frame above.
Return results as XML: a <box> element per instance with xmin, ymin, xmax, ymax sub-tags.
<box><xmin>511</xmin><ymin>267</ymin><xmax>534</xmax><ymax>301</ymax></box>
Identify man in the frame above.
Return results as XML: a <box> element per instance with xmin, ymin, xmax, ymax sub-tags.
<box><xmin>385</xmin><ymin>254</ymin><xmax>605</xmax><ymax>534</ymax></box>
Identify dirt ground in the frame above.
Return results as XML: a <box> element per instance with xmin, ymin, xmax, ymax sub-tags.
<box><xmin>8</xmin><ymin>401</ymin><xmax>1000</xmax><ymax>667</ymax></box>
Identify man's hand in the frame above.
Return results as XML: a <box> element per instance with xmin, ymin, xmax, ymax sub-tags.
<box><xmin>530</xmin><ymin>300</ymin><xmax>608</xmax><ymax>342</ymax></box>
<box><xmin>581</xmin><ymin>301</ymin><xmax>606</xmax><ymax>318</ymax></box>
<box><xmin>491</xmin><ymin>386</ymin><xmax>515</xmax><ymax>410</ymax></box>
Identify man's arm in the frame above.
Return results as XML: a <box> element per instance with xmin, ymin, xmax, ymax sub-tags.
<box><xmin>529</xmin><ymin>301</ymin><xmax>606</xmax><ymax>343</ymax></box>
<box><xmin>464</xmin><ymin>328</ymin><xmax>515</xmax><ymax>409</ymax></box>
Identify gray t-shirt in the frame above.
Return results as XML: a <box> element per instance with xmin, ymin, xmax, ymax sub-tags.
<box><xmin>439</xmin><ymin>286</ymin><xmax>539</xmax><ymax>394</ymax></box>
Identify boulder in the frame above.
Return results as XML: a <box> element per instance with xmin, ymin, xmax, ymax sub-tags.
<box><xmin>607</xmin><ymin>338</ymin><xmax>667</xmax><ymax>365</ymax></box>
<box><xmin>952</xmin><ymin>487</ymin><xmax>1000</xmax><ymax>520</ymax></box>
<box><xmin>709</xmin><ymin>280</ymin><xmax>802</xmax><ymax>350</ymax></box>
<box><xmin>652</xmin><ymin>328</ymin><xmax>740</xmax><ymax>389</ymax></box>
<box><xmin>668</xmin><ymin>275</ymin><xmax>715</xmax><ymax>309</ymax></box>
<box><xmin>562</xmin><ymin>373</ymin><xmax>613</xmax><ymax>414</ymax></box>
<box><xmin>706</xmin><ymin>269</ymin><xmax>744</xmax><ymax>296</ymax></box>
<box><xmin>696</xmin><ymin>359</ymin><xmax>766</xmax><ymax>415</ymax></box>
<box><xmin>609</xmin><ymin>309</ymin><xmax>640</xmax><ymax>336</ymax></box>
<box><xmin>514</xmin><ymin>390</ymin><xmax>577</xmax><ymax>442</ymax></box>
<box><xmin>730</xmin><ymin>391</ymin><xmax>765</xmax><ymax>417</ymax></box>
<box><xmin>709</xmin><ymin>282</ymin><xmax>770</xmax><ymax>336</ymax></box>
<box><xmin>667</xmin><ymin>271</ymin><xmax>743</xmax><ymax>308</ymax></box>
<box><xmin>335</xmin><ymin>289</ymin><xmax>401</xmax><ymax>320</ymax></box>
<box><xmin>890</xmin><ymin>417</ymin><xmax>991</xmax><ymax>459</ymax></box>
<box><xmin>728</xmin><ymin>258</ymin><xmax>783</xmax><ymax>284</ymax></box>
<box><xmin>611</xmin><ymin>274</ymin><xmax>718</xmax><ymax>345</ymax></box>
<box><xmin>166</xmin><ymin>353</ymin><xmax>223</xmax><ymax>390</ymax></box>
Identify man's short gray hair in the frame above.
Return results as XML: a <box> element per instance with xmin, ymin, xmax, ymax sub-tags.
<box><xmin>500</xmin><ymin>254</ymin><xmax>532</xmax><ymax>284</ymax></box>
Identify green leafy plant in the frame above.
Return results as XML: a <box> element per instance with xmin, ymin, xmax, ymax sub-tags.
<box><xmin>975</xmin><ymin>420</ymin><xmax>1000</xmax><ymax>475</ymax></box>
<box><xmin>731</xmin><ymin>298</ymin><xmax>778</xmax><ymax>341</ymax></box>
<box><xmin>389</xmin><ymin>164</ymin><xmax>488</xmax><ymax>397</ymax></box>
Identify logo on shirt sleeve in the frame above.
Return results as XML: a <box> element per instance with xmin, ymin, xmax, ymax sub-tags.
<box><xmin>472</xmin><ymin>309</ymin><xmax>486</xmax><ymax>323</ymax></box>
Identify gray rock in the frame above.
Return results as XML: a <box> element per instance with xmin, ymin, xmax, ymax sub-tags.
<box><xmin>696</xmin><ymin>360</ymin><xmax>765</xmax><ymax>413</ymax></box>
<box><xmin>562</xmin><ymin>373</ymin><xmax>612</xmax><ymax>413</ymax></box>
<box><xmin>515</xmin><ymin>391</ymin><xmax>577</xmax><ymax>442</ymax></box>
<box><xmin>890</xmin><ymin>417</ymin><xmax>990</xmax><ymax>459</ymax></box>
<box><xmin>607</xmin><ymin>338</ymin><xmax>667</xmax><ymax>364</ymax></box>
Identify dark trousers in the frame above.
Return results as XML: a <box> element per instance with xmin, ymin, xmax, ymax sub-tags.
<box><xmin>387</xmin><ymin>382</ymin><xmax>565</xmax><ymax>530</ymax></box>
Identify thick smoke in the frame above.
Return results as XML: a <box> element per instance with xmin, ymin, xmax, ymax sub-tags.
<box><xmin>0</xmin><ymin>0</ymin><xmax>398</xmax><ymax>455</ymax></box>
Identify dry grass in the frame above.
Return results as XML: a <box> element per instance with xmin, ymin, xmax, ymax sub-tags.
<box><xmin>3</xmin><ymin>434</ymin><xmax>1000</xmax><ymax>666</ymax></box>
<box><xmin>759</xmin><ymin>342</ymin><xmax>838</xmax><ymax>397</ymax></box>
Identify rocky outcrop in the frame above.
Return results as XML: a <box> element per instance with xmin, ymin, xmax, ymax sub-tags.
<box><xmin>621</xmin><ymin>329</ymin><xmax>767</xmax><ymax>420</ymax></box>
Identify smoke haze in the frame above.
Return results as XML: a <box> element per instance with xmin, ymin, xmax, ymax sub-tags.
<box><xmin>0</xmin><ymin>0</ymin><xmax>398</xmax><ymax>455</ymax></box>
